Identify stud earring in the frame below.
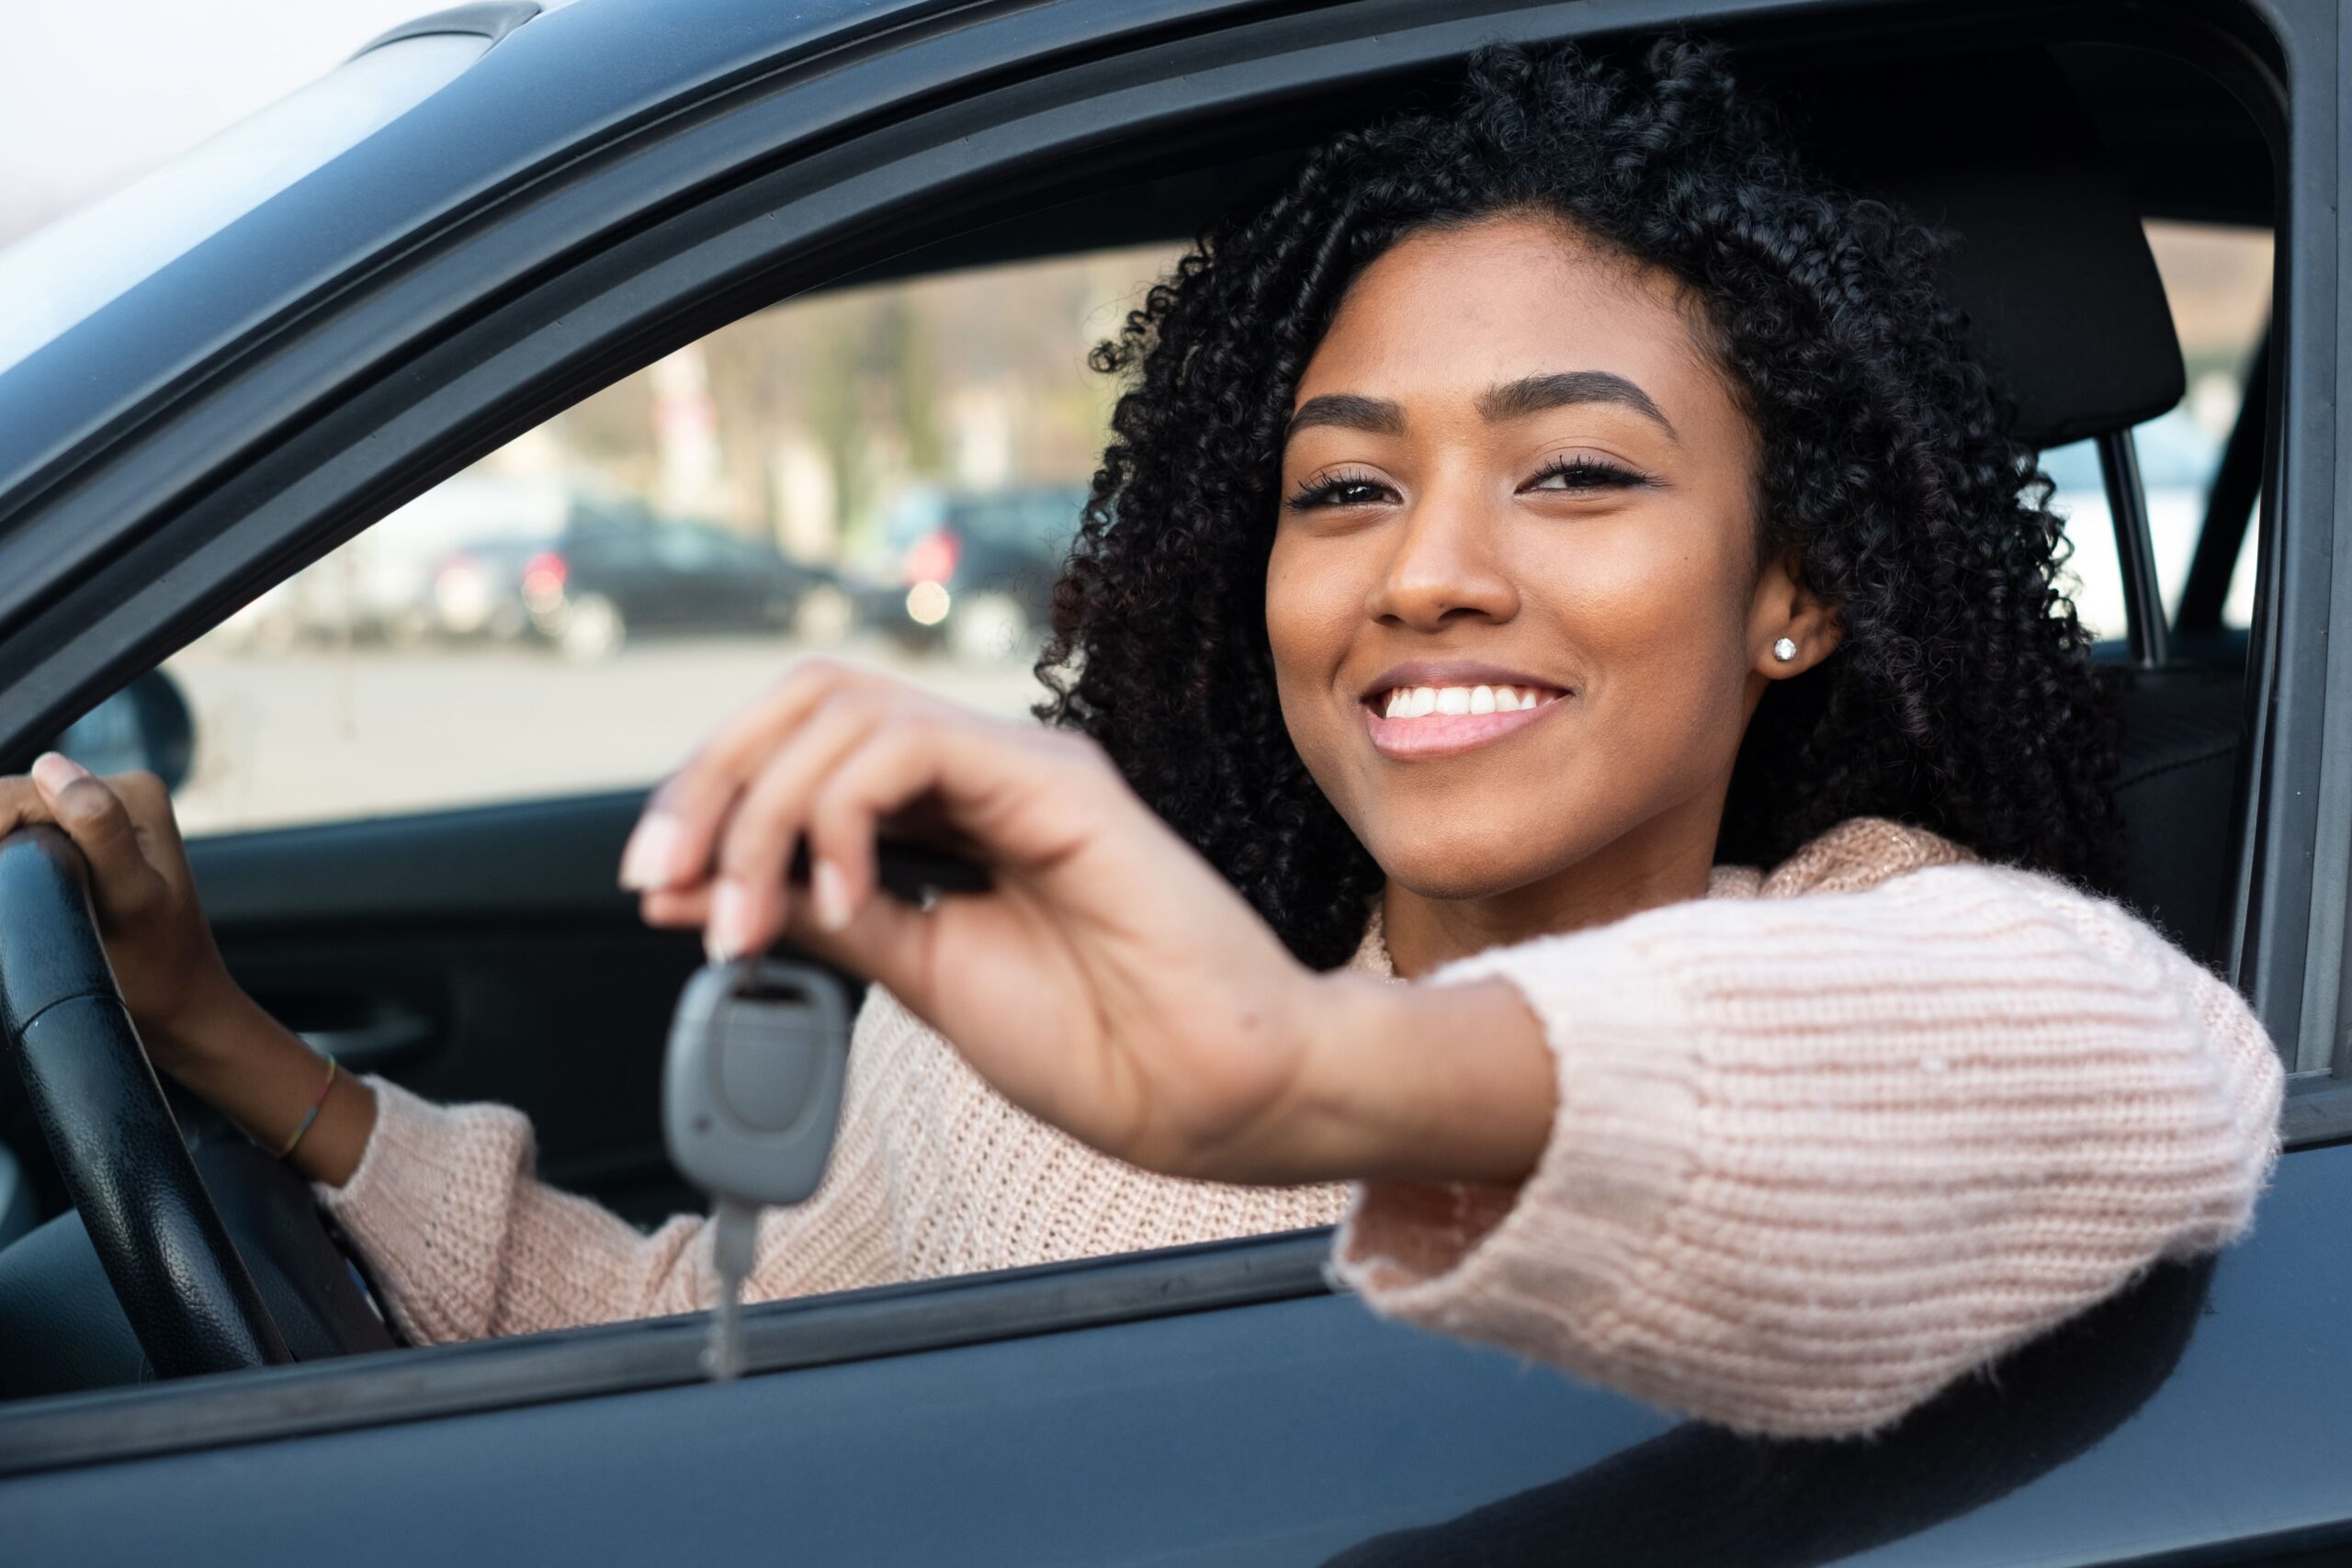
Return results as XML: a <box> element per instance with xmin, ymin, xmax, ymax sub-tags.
<box><xmin>1771</xmin><ymin>636</ymin><xmax>1797</xmax><ymax>662</ymax></box>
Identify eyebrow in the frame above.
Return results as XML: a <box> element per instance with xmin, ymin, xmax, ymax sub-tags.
<box><xmin>1284</xmin><ymin>369</ymin><xmax>1677</xmax><ymax>444</ymax></box>
<box><xmin>1284</xmin><ymin>393</ymin><xmax>1406</xmax><ymax>439</ymax></box>
<box><xmin>1478</xmin><ymin>370</ymin><xmax>1676</xmax><ymax>439</ymax></box>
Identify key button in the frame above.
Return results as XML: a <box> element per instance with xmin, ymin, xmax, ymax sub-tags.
<box><xmin>718</xmin><ymin>1007</ymin><xmax>823</xmax><ymax>1133</ymax></box>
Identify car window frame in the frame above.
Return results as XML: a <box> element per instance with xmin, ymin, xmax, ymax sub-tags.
<box><xmin>0</xmin><ymin>0</ymin><xmax>2335</xmax><ymax>1471</ymax></box>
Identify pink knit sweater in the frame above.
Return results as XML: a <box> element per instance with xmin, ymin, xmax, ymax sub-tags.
<box><xmin>321</xmin><ymin>818</ymin><xmax>2284</xmax><ymax>1438</ymax></box>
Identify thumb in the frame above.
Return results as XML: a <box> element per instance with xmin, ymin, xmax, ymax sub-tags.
<box><xmin>30</xmin><ymin>753</ymin><xmax>166</xmax><ymax>915</ymax></box>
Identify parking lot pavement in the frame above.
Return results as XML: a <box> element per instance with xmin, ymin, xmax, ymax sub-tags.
<box><xmin>164</xmin><ymin>634</ymin><xmax>1050</xmax><ymax>837</ymax></box>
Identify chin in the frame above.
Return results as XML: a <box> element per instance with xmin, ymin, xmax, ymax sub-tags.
<box><xmin>1367</xmin><ymin>836</ymin><xmax>1548</xmax><ymax>902</ymax></box>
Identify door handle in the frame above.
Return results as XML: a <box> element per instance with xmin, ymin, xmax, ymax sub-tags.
<box><xmin>296</xmin><ymin>1010</ymin><xmax>435</xmax><ymax>1070</ymax></box>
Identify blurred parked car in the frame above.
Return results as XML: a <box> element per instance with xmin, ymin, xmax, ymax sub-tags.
<box><xmin>210</xmin><ymin>475</ymin><xmax>576</xmax><ymax>651</ymax></box>
<box><xmin>433</xmin><ymin>502</ymin><xmax>854</xmax><ymax>661</ymax></box>
<box><xmin>871</xmin><ymin>484</ymin><xmax>1088</xmax><ymax>662</ymax></box>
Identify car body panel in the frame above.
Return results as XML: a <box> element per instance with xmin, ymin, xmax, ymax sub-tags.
<box><xmin>3</xmin><ymin>1145</ymin><xmax>2350</xmax><ymax>1563</ymax></box>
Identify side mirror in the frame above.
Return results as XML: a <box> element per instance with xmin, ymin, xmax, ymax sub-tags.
<box><xmin>51</xmin><ymin>670</ymin><xmax>196</xmax><ymax>793</ymax></box>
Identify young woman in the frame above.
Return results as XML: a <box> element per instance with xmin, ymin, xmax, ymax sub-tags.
<box><xmin>0</xmin><ymin>39</ymin><xmax>2281</xmax><ymax>1440</ymax></box>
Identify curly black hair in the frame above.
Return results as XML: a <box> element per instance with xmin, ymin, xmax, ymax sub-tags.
<box><xmin>1037</xmin><ymin>37</ymin><xmax>2120</xmax><ymax>970</ymax></box>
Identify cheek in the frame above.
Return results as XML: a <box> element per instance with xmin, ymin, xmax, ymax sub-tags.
<box><xmin>1263</xmin><ymin>535</ymin><xmax>1362</xmax><ymax>737</ymax></box>
<box><xmin>1544</xmin><ymin>513</ymin><xmax>1756</xmax><ymax>720</ymax></box>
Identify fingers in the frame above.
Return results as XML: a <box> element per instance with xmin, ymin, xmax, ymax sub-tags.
<box><xmin>800</xmin><ymin>718</ymin><xmax>956</xmax><ymax>931</ymax></box>
<box><xmin>0</xmin><ymin>773</ymin><xmax>45</xmax><ymax>840</ymax></box>
<box><xmin>639</xmin><ymin>884</ymin><xmax>712</xmax><ymax>929</ymax></box>
<box><xmin>702</xmin><ymin>694</ymin><xmax>891</xmax><ymax>958</ymax></box>
<box><xmin>620</xmin><ymin>657</ymin><xmax>880</xmax><ymax>894</ymax></box>
<box><xmin>24</xmin><ymin>755</ymin><xmax>170</xmax><ymax>915</ymax></box>
<box><xmin>775</xmin><ymin>852</ymin><xmax>936</xmax><ymax>1008</ymax></box>
<box><xmin>627</xmin><ymin>657</ymin><xmax>1110</xmax><ymax>971</ymax></box>
<box><xmin>774</xmin><ymin>724</ymin><xmax>953</xmax><ymax>998</ymax></box>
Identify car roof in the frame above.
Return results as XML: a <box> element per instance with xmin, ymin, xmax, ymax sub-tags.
<box><xmin>0</xmin><ymin>1</ymin><xmax>2273</xmax><ymax>532</ymax></box>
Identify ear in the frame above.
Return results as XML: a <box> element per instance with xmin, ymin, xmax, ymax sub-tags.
<box><xmin>1747</xmin><ymin>549</ymin><xmax>1842</xmax><ymax>679</ymax></box>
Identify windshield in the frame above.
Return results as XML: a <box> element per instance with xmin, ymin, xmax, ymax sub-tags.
<box><xmin>0</xmin><ymin>30</ymin><xmax>491</xmax><ymax>378</ymax></box>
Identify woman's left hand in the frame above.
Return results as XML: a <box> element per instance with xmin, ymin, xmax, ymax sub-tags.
<box><xmin>618</xmin><ymin>660</ymin><xmax>1461</xmax><ymax>1185</ymax></box>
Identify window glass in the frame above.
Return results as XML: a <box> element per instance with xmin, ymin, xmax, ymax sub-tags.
<box><xmin>2041</xmin><ymin>220</ymin><xmax>2272</xmax><ymax>644</ymax></box>
<box><xmin>162</xmin><ymin>246</ymin><xmax>1181</xmax><ymax>835</ymax></box>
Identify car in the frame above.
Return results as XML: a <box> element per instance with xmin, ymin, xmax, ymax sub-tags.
<box><xmin>206</xmin><ymin>472</ymin><xmax>583</xmax><ymax>651</ymax></box>
<box><xmin>432</xmin><ymin>501</ymin><xmax>856</xmax><ymax>660</ymax></box>
<box><xmin>871</xmin><ymin>483</ymin><xmax>1090</xmax><ymax>662</ymax></box>
<box><xmin>0</xmin><ymin>1</ymin><xmax>2346</xmax><ymax>1562</ymax></box>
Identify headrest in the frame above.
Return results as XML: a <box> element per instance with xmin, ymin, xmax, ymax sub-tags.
<box><xmin>1870</xmin><ymin>159</ymin><xmax>2184</xmax><ymax>448</ymax></box>
<box><xmin>1801</xmin><ymin>52</ymin><xmax>2186</xmax><ymax>447</ymax></box>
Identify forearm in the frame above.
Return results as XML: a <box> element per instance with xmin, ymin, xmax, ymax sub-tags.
<box><xmin>151</xmin><ymin>985</ymin><xmax>377</xmax><ymax>1188</ymax></box>
<box><xmin>1329</xmin><ymin>865</ymin><xmax>2289</xmax><ymax>1438</ymax></box>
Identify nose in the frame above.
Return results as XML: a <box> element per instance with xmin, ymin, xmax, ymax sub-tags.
<box><xmin>1364</xmin><ymin>482</ymin><xmax>1521</xmax><ymax>631</ymax></box>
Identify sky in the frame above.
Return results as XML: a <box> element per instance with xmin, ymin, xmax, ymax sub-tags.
<box><xmin>0</xmin><ymin>0</ymin><xmax>435</xmax><ymax>246</ymax></box>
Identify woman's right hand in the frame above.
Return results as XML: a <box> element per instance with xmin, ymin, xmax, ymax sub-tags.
<box><xmin>0</xmin><ymin>754</ymin><xmax>240</xmax><ymax>1069</ymax></box>
<box><xmin>0</xmin><ymin>753</ymin><xmax>376</xmax><ymax>1184</ymax></box>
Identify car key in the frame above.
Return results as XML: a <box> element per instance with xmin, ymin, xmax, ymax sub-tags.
<box><xmin>662</xmin><ymin>957</ymin><xmax>853</xmax><ymax>1381</ymax></box>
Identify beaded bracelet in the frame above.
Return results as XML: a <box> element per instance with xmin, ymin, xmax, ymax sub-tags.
<box><xmin>279</xmin><ymin>1055</ymin><xmax>339</xmax><ymax>1160</ymax></box>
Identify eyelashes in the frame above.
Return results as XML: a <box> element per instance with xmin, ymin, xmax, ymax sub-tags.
<box><xmin>1525</xmin><ymin>455</ymin><xmax>1652</xmax><ymax>493</ymax></box>
<box><xmin>1283</xmin><ymin>468</ymin><xmax>1393</xmax><ymax>511</ymax></box>
<box><xmin>1282</xmin><ymin>457</ymin><xmax>1651</xmax><ymax>512</ymax></box>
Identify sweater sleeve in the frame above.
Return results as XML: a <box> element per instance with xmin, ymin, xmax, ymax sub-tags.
<box><xmin>317</xmin><ymin>986</ymin><xmax>912</xmax><ymax>1345</ymax></box>
<box><xmin>1329</xmin><ymin>863</ymin><xmax>2286</xmax><ymax>1440</ymax></box>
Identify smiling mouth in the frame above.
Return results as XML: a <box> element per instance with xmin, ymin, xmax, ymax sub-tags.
<box><xmin>1362</xmin><ymin>682</ymin><xmax>1571</xmax><ymax>759</ymax></box>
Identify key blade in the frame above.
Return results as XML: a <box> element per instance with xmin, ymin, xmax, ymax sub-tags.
<box><xmin>702</xmin><ymin>1197</ymin><xmax>759</xmax><ymax>1382</ymax></box>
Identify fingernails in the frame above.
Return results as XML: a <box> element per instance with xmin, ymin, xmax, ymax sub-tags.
<box><xmin>29</xmin><ymin>752</ymin><xmax>90</xmax><ymax>794</ymax></box>
<box><xmin>812</xmin><ymin>859</ymin><xmax>852</xmax><ymax>932</ymax></box>
<box><xmin>707</xmin><ymin>878</ymin><xmax>753</xmax><ymax>963</ymax></box>
<box><xmin>619</xmin><ymin>813</ymin><xmax>684</xmax><ymax>890</ymax></box>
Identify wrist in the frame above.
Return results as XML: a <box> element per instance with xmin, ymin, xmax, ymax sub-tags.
<box><xmin>1295</xmin><ymin>971</ymin><xmax>1555</xmax><ymax>1186</ymax></box>
<box><xmin>139</xmin><ymin>970</ymin><xmax>263</xmax><ymax>1074</ymax></box>
<box><xmin>146</xmin><ymin>987</ymin><xmax>378</xmax><ymax>1187</ymax></box>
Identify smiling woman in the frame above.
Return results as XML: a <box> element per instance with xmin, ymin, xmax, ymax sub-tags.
<box><xmin>0</xmin><ymin>36</ymin><xmax>2282</xmax><ymax>1442</ymax></box>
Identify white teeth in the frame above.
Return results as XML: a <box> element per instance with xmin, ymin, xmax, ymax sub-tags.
<box><xmin>1378</xmin><ymin>683</ymin><xmax>1561</xmax><ymax>718</ymax></box>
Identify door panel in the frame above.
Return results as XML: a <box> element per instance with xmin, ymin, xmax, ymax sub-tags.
<box><xmin>5</xmin><ymin>1146</ymin><xmax>2352</xmax><ymax>1564</ymax></box>
<box><xmin>191</xmin><ymin>790</ymin><xmax>713</xmax><ymax>1224</ymax></box>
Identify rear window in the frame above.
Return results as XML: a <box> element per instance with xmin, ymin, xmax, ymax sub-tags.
<box><xmin>2041</xmin><ymin>220</ymin><xmax>2272</xmax><ymax>642</ymax></box>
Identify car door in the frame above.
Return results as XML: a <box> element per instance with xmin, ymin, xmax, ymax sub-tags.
<box><xmin>2</xmin><ymin>0</ymin><xmax>2350</xmax><ymax>1562</ymax></box>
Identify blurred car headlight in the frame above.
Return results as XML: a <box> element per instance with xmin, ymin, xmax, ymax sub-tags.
<box><xmin>906</xmin><ymin>581</ymin><xmax>952</xmax><ymax>626</ymax></box>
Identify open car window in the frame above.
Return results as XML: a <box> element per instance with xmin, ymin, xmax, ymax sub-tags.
<box><xmin>158</xmin><ymin>244</ymin><xmax>1179</xmax><ymax>837</ymax></box>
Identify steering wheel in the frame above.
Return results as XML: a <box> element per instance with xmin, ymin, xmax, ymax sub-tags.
<box><xmin>0</xmin><ymin>826</ymin><xmax>391</xmax><ymax>1383</ymax></box>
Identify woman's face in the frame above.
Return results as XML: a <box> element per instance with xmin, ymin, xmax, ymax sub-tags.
<box><xmin>1267</xmin><ymin>212</ymin><xmax>1823</xmax><ymax>902</ymax></box>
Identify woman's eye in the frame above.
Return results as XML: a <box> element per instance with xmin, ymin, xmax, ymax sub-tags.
<box><xmin>1525</xmin><ymin>457</ymin><xmax>1647</xmax><ymax>492</ymax></box>
<box><xmin>1285</xmin><ymin>473</ymin><xmax>1396</xmax><ymax>511</ymax></box>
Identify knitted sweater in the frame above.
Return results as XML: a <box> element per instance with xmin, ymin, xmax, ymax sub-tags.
<box><xmin>321</xmin><ymin>818</ymin><xmax>2284</xmax><ymax>1438</ymax></box>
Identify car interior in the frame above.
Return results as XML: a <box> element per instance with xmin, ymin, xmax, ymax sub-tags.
<box><xmin>0</xmin><ymin>23</ymin><xmax>2279</xmax><ymax>1404</ymax></box>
